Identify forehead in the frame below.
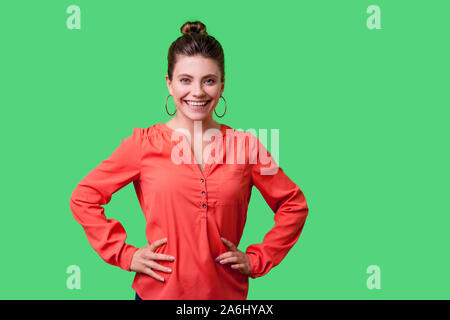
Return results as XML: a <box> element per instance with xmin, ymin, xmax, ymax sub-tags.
<box><xmin>173</xmin><ymin>55</ymin><xmax>220</xmax><ymax>76</ymax></box>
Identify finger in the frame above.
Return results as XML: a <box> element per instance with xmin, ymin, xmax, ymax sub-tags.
<box><xmin>148</xmin><ymin>238</ymin><xmax>167</xmax><ymax>252</ymax></box>
<box><xmin>219</xmin><ymin>256</ymin><xmax>239</xmax><ymax>264</ymax></box>
<box><xmin>143</xmin><ymin>267</ymin><xmax>165</xmax><ymax>282</ymax></box>
<box><xmin>215</xmin><ymin>251</ymin><xmax>234</xmax><ymax>262</ymax></box>
<box><xmin>221</xmin><ymin>237</ymin><xmax>237</xmax><ymax>250</ymax></box>
<box><xmin>149</xmin><ymin>253</ymin><xmax>175</xmax><ymax>261</ymax></box>
<box><xmin>145</xmin><ymin>261</ymin><xmax>172</xmax><ymax>274</ymax></box>
<box><xmin>231</xmin><ymin>263</ymin><xmax>246</xmax><ymax>269</ymax></box>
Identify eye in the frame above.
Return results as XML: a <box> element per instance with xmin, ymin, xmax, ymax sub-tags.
<box><xmin>180</xmin><ymin>78</ymin><xmax>216</xmax><ymax>84</ymax></box>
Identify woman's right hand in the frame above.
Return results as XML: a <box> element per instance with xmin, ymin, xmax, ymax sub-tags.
<box><xmin>130</xmin><ymin>238</ymin><xmax>175</xmax><ymax>282</ymax></box>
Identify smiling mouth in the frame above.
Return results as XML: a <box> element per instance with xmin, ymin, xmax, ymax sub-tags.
<box><xmin>184</xmin><ymin>100</ymin><xmax>211</xmax><ymax>110</ymax></box>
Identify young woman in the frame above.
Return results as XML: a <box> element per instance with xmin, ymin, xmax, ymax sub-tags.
<box><xmin>69</xmin><ymin>21</ymin><xmax>309</xmax><ymax>300</ymax></box>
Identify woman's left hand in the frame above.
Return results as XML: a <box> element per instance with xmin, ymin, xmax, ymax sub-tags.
<box><xmin>215</xmin><ymin>237</ymin><xmax>251</xmax><ymax>277</ymax></box>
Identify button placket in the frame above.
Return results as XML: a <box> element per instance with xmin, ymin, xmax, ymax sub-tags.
<box><xmin>200</xmin><ymin>178</ymin><xmax>207</xmax><ymax>218</ymax></box>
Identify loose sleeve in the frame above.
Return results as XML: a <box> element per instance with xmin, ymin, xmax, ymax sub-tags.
<box><xmin>245</xmin><ymin>135</ymin><xmax>309</xmax><ymax>279</ymax></box>
<box><xmin>69</xmin><ymin>127</ymin><xmax>142</xmax><ymax>272</ymax></box>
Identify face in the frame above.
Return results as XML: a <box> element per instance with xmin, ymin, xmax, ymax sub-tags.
<box><xmin>166</xmin><ymin>54</ymin><xmax>225</xmax><ymax>122</ymax></box>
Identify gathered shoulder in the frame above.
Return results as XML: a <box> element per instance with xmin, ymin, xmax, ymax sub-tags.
<box><xmin>131</xmin><ymin>125</ymin><xmax>160</xmax><ymax>140</ymax></box>
<box><xmin>131</xmin><ymin>127</ymin><xmax>144</xmax><ymax>138</ymax></box>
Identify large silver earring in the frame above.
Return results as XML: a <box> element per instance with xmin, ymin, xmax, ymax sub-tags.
<box><xmin>214</xmin><ymin>96</ymin><xmax>227</xmax><ymax>118</ymax></box>
<box><xmin>165</xmin><ymin>95</ymin><xmax>177</xmax><ymax>116</ymax></box>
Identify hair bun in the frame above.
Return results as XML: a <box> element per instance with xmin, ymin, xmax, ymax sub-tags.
<box><xmin>181</xmin><ymin>21</ymin><xmax>208</xmax><ymax>36</ymax></box>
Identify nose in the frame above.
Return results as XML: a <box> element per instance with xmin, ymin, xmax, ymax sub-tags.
<box><xmin>192</xmin><ymin>82</ymin><xmax>206</xmax><ymax>97</ymax></box>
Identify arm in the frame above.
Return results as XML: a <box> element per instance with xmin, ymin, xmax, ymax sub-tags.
<box><xmin>69</xmin><ymin>128</ymin><xmax>142</xmax><ymax>271</ymax></box>
<box><xmin>245</xmin><ymin>135</ymin><xmax>309</xmax><ymax>279</ymax></box>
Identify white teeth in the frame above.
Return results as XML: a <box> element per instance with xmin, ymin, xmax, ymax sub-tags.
<box><xmin>185</xmin><ymin>100</ymin><xmax>209</xmax><ymax>106</ymax></box>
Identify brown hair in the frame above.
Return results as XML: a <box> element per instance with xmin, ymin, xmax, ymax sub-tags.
<box><xmin>167</xmin><ymin>21</ymin><xmax>225</xmax><ymax>82</ymax></box>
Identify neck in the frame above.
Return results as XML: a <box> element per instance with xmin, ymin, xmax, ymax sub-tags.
<box><xmin>167</xmin><ymin>115</ymin><xmax>221</xmax><ymax>134</ymax></box>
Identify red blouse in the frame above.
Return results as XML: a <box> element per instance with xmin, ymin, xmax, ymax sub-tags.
<box><xmin>69</xmin><ymin>123</ymin><xmax>308</xmax><ymax>300</ymax></box>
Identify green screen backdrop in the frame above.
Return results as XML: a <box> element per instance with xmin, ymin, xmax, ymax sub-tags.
<box><xmin>0</xmin><ymin>0</ymin><xmax>449</xmax><ymax>299</ymax></box>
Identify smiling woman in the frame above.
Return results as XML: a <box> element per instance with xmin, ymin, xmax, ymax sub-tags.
<box><xmin>69</xmin><ymin>20</ymin><xmax>309</xmax><ymax>301</ymax></box>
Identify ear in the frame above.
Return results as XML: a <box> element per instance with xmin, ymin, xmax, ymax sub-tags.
<box><xmin>166</xmin><ymin>75</ymin><xmax>173</xmax><ymax>95</ymax></box>
<box><xmin>220</xmin><ymin>77</ymin><xmax>225</xmax><ymax>95</ymax></box>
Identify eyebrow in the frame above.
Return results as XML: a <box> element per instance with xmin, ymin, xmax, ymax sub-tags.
<box><xmin>177</xmin><ymin>73</ymin><xmax>218</xmax><ymax>78</ymax></box>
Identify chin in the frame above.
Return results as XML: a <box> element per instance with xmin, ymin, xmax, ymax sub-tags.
<box><xmin>184</xmin><ymin>113</ymin><xmax>211</xmax><ymax>122</ymax></box>
<box><xmin>181</xmin><ymin>107</ymin><xmax>214</xmax><ymax>122</ymax></box>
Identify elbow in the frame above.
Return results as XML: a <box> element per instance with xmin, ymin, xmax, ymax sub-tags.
<box><xmin>299</xmin><ymin>188</ymin><xmax>309</xmax><ymax>217</ymax></box>
<box><xmin>69</xmin><ymin>185</ymin><xmax>90</xmax><ymax>224</ymax></box>
<box><xmin>69</xmin><ymin>184</ymin><xmax>82</xmax><ymax>209</ymax></box>
<box><xmin>292</xmin><ymin>185</ymin><xmax>309</xmax><ymax>222</ymax></box>
<box><xmin>69</xmin><ymin>187</ymin><xmax>81</xmax><ymax>221</ymax></box>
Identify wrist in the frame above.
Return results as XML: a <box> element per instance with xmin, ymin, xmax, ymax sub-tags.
<box><xmin>119</xmin><ymin>244</ymin><xmax>139</xmax><ymax>271</ymax></box>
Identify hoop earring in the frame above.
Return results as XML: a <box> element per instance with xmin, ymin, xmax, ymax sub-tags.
<box><xmin>214</xmin><ymin>96</ymin><xmax>227</xmax><ymax>118</ymax></box>
<box><xmin>165</xmin><ymin>95</ymin><xmax>177</xmax><ymax>116</ymax></box>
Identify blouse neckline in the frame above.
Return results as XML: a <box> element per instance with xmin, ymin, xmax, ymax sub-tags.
<box><xmin>155</xmin><ymin>122</ymin><xmax>230</xmax><ymax>138</ymax></box>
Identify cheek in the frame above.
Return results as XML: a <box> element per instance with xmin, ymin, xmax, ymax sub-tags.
<box><xmin>206</xmin><ymin>88</ymin><xmax>221</xmax><ymax>99</ymax></box>
<box><xmin>171</xmin><ymin>84</ymin><xmax>188</xmax><ymax>96</ymax></box>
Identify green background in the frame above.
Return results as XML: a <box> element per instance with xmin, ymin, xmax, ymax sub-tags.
<box><xmin>0</xmin><ymin>0</ymin><xmax>449</xmax><ymax>299</ymax></box>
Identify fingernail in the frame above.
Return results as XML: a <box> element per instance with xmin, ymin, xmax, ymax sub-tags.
<box><xmin>170</xmin><ymin>256</ymin><xmax>175</xmax><ymax>261</ymax></box>
<box><xmin>163</xmin><ymin>238</ymin><xmax>167</xmax><ymax>241</ymax></box>
<box><xmin>220</xmin><ymin>260</ymin><xmax>224</xmax><ymax>264</ymax></box>
<box><xmin>167</xmin><ymin>268</ymin><xmax>172</xmax><ymax>272</ymax></box>
<box><xmin>160</xmin><ymin>277</ymin><xmax>165</xmax><ymax>282</ymax></box>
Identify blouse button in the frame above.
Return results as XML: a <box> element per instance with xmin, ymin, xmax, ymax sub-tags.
<box><xmin>201</xmin><ymin>178</ymin><xmax>204</xmax><ymax>183</ymax></box>
<box><xmin>201</xmin><ymin>191</ymin><xmax>205</xmax><ymax>195</ymax></box>
<box><xmin>202</xmin><ymin>203</ymin><xmax>207</xmax><ymax>208</ymax></box>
